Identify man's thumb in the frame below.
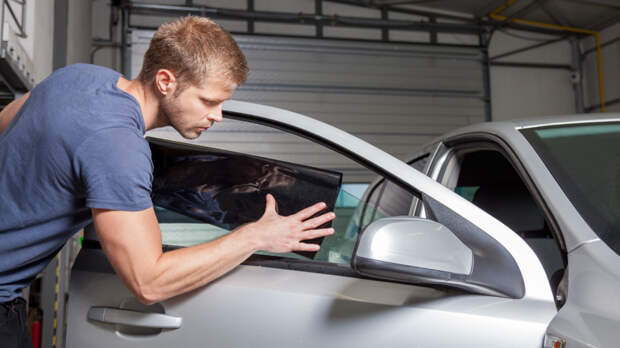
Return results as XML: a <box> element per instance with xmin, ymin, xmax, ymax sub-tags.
<box><xmin>264</xmin><ymin>193</ymin><xmax>278</xmax><ymax>215</ymax></box>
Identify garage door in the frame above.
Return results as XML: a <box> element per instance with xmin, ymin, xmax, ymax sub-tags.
<box><xmin>130</xmin><ymin>30</ymin><xmax>486</xmax><ymax>182</ymax></box>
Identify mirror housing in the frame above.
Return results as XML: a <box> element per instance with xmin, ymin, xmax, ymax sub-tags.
<box><xmin>352</xmin><ymin>217</ymin><xmax>472</xmax><ymax>283</ymax></box>
<box><xmin>352</xmin><ymin>217</ymin><xmax>520</xmax><ymax>297</ymax></box>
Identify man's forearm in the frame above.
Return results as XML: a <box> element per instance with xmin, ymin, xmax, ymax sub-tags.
<box><xmin>136</xmin><ymin>225</ymin><xmax>259</xmax><ymax>304</ymax></box>
<box><xmin>94</xmin><ymin>197</ymin><xmax>333</xmax><ymax>305</ymax></box>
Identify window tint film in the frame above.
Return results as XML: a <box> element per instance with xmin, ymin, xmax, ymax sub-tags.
<box><xmin>147</xmin><ymin>118</ymin><xmax>417</xmax><ymax>266</ymax></box>
<box><xmin>149</xmin><ymin>137</ymin><xmax>342</xmax><ymax>259</ymax></box>
<box><xmin>521</xmin><ymin>122</ymin><xmax>620</xmax><ymax>255</ymax></box>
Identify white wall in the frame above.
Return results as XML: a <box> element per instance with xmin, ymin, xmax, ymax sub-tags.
<box><xmin>488</xmin><ymin>30</ymin><xmax>576</xmax><ymax>121</ymax></box>
<box><xmin>582</xmin><ymin>22</ymin><xmax>620</xmax><ymax>113</ymax></box>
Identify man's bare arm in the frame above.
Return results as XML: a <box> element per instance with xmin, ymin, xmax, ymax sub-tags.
<box><xmin>92</xmin><ymin>194</ymin><xmax>335</xmax><ymax>305</ymax></box>
<box><xmin>0</xmin><ymin>92</ymin><xmax>30</xmax><ymax>135</ymax></box>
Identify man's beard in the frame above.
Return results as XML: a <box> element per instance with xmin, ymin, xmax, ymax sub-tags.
<box><xmin>160</xmin><ymin>95</ymin><xmax>200</xmax><ymax>140</ymax></box>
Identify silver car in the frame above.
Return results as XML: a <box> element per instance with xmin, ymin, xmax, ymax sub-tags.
<box><xmin>66</xmin><ymin>101</ymin><xmax>620</xmax><ymax>348</ymax></box>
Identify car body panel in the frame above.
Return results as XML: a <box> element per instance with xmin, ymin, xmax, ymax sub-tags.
<box><xmin>67</xmin><ymin>249</ymin><xmax>556</xmax><ymax>348</ymax></box>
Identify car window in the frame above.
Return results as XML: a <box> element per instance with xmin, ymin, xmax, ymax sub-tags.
<box><xmin>149</xmin><ymin>118</ymin><xmax>413</xmax><ymax>266</ymax></box>
<box><xmin>521</xmin><ymin>122</ymin><xmax>620</xmax><ymax>256</ymax></box>
<box><xmin>351</xmin><ymin>154</ymin><xmax>430</xmax><ymax>237</ymax></box>
<box><xmin>439</xmin><ymin>148</ymin><xmax>565</xmax><ymax>289</ymax></box>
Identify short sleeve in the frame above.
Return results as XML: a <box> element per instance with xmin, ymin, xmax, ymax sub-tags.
<box><xmin>74</xmin><ymin>128</ymin><xmax>153</xmax><ymax>211</ymax></box>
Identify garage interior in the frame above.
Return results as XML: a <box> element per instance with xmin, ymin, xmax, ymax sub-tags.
<box><xmin>1</xmin><ymin>0</ymin><xmax>620</xmax><ymax>347</ymax></box>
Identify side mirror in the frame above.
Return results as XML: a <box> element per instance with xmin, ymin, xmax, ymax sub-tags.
<box><xmin>352</xmin><ymin>217</ymin><xmax>473</xmax><ymax>283</ymax></box>
<box><xmin>352</xmin><ymin>216</ymin><xmax>524</xmax><ymax>298</ymax></box>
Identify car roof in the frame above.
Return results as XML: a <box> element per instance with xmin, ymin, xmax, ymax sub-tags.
<box><xmin>428</xmin><ymin>113</ymin><xmax>620</xmax><ymax>145</ymax></box>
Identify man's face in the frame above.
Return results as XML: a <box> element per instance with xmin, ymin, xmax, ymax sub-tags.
<box><xmin>160</xmin><ymin>75</ymin><xmax>237</xmax><ymax>139</ymax></box>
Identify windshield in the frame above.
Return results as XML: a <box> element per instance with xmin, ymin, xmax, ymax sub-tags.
<box><xmin>521</xmin><ymin>122</ymin><xmax>620</xmax><ymax>255</ymax></box>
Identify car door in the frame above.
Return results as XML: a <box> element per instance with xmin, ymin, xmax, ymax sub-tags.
<box><xmin>66</xmin><ymin>101</ymin><xmax>556</xmax><ymax>348</ymax></box>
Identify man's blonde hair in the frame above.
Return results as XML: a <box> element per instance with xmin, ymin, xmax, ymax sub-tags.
<box><xmin>138</xmin><ymin>16</ymin><xmax>248</xmax><ymax>93</ymax></box>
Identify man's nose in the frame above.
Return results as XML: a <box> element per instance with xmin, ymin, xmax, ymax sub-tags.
<box><xmin>208</xmin><ymin>105</ymin><xmax>223</xmax><ymax>122</ymax></box>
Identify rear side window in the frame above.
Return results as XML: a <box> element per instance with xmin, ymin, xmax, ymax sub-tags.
<box><xmin>445</xmin><ymin>149</ymin><xmax>565</xmax><ymax>287</ymax></box>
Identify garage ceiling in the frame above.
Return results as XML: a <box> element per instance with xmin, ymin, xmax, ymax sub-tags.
<box><xmin>349</xmin><ymin>0</ymin><xmax>620</xmax><ymax>31</ymax></box>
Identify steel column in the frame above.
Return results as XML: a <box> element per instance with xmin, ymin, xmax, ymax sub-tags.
<box><xmin>316</xmin><ymin>0</ymin><xmax>323</xmax><ymax>38</ymax></box>
<box><xmin>53</xmin><ymin>0</ymin><xmax>68</xmax><ymax>70</ymax></box>
<box><xmin>381</xmin><ymin>7</ymin><xmax>389</xmax><ymax>41</ymax></box>
<box><xmin>121</xmin><ymin>6</ymin><xmax>131</xmax><ymax>77</ymax></box>
<box><xmin>247</xmin><ymin>0</ymin><xmax>254</xmax><ymax>34</ymax></box>
<box><xmin>570</xmin><ymin>37</ymin><xmax>585</xmax><ymax>113</ymax></box>
<box><xmin>481</xmin><ymin>31</ymin><xmax>492</xmax><ymax>121</ymax></box>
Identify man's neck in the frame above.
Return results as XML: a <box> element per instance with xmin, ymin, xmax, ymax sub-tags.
<box><xmin>117</xmin><ymin>76</ymin><xmax>167</xmax><ymax>131</ymax></box>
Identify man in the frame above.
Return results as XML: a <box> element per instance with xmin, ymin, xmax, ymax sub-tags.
<box><xmin>0</xmin><ymin>16</ymin><xmax>335</xmax><ymax>347</ymax></box>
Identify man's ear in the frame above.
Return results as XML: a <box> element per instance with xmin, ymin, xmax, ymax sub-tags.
<box><xmin>154</xmin><ymin>69</ymin><xmax>177</xmax><ymax>96</ymax></box>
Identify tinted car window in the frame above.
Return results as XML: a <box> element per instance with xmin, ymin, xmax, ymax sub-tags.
<box><xmin>447</xmin><ymin>149</ymin><xmax>564</xmax><ymax>286</ymax></box>
<box><xmin>351</xmin><ymin>154</ymin><xmax>429</xmax><ymax>237</ymax></box>
<box><xmin>521</xmin><ymin>122</ymin><xmax>620</xmax><ymax>255</ymax></box>
<box><xmin>150</xmin><ymin>119</ymin><xmax>401</xmax><ymax>266</ymax></box>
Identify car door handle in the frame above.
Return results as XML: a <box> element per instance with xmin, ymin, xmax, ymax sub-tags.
<box><xmin>87</xmin><ymin>307</ymin><xmax>182</xmax><ymax>329</ymax></box>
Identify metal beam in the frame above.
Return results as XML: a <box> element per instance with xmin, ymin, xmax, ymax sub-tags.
<box><xmin>591</xmin><ymin>11</ymin><xmax>620</xmax><ymax>31</ymax></box>
<box><xmin>490</xmin><ymin>36</ymin><xmax>567</xmax><ymax>60</ymax></box>
<box><xmin>325</xmin><ymin>0</ymin><xmax>477</xmax><ymax>22</ymax></box>
<box><xmin>4</xmin><ymin>0</ymin><xmax>26</xmax><ymax>38</ymax></box>
<box><xmin>370</xmin><ymin>0</ymin><xmax>441</xmax><ymax>5</ymax></box>
<box><xmin>125</xmin><ymin>3</ymin><xmax>483</xmax><ymax>34</ymax></box>
<box><xmin>582</xmin><ymin>36</ymin><xmax>620</xmax><ymax>56</ymax></box>
<box><xmin>538</xmin><ymin>0</ymin><xmax>576</xmax><ymax>27</ymax></box>
<box><xmin>490</xmin><ymin>61</ymin><xmax>572</xmax><ymax>70</ymax></box>
<box><xmin>566</xmin><ymin>0</ymin><xmax>620</xmax><ymax>10</ymax></box>
<box><xmin>503</xmin><ymin>0</ymin><xmax>540</xmax><ymax>23</ymax></box>
<box><xmin>586</xmin><ymin>96</ymin><xmax>620</xmax><ymax>112</ymax></box>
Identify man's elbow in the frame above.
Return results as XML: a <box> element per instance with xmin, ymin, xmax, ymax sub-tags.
<box><xmin>133</xmin><ymin>284</ymin><xmax>163</xmax><ymax>306</ymax></box>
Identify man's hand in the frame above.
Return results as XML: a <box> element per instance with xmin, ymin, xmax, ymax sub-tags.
<box><xmin>240</xmin><ymin>194</ymin><xmax>336</xmax><ymax>253</ymax></box>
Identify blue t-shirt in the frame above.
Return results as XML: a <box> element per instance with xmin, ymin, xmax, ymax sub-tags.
<box><xmin>0</xmin><ymin>64</ymin><xmax>153</xmax><ymax>302</ymax></box>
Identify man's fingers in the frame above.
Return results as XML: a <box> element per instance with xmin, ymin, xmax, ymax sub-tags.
<box><xmin>293</xmin><ymin>242</ymin><xmax>321</xmax><ymax>252</ymax></box>
<box><xmin>300</xmin><ymin>228</ymin><xmax>334</xmax><ymax>241</ymax></box>
<box><xmin>302</xmin><ymin>212</ymin><xmax>336</xmax><ymax>230</ymax></box>
<box><xmin>293</xmin><ymin>201</ymin><xmax>327</xmax><ymax>220</ymax></box>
